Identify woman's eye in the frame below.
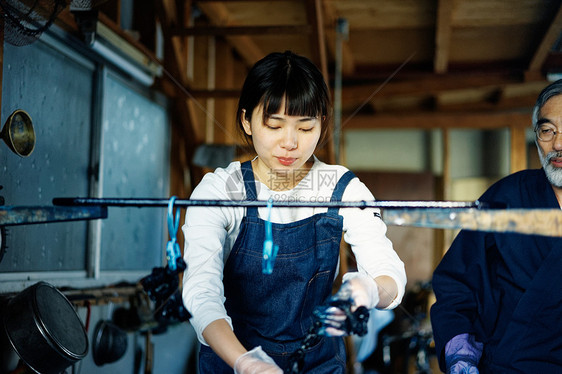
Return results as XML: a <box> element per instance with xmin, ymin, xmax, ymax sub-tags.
<box><xmin>300</xmin><ymin>128</ymin><xmax>314</xmax><ymax>132</ymax></box>
<box><xmin>541</xmin><ymin>128</ymin><xmax>555</xmax><ymax>135</ymax></box>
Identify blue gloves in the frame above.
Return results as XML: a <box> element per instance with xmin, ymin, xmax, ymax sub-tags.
<box><xmin>444</xmin><ymin>333</ymin><xmax>483</xmax><ymax>374</ymax></box>
<box><xmin>447</xmin><ymin>361</ymin><xmax>479</xmax><ymax>374</ymax></box>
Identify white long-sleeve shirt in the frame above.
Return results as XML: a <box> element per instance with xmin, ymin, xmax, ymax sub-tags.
<box><xmin>182</xmin><ymin>158</ymin><xmax>407</xmax><ymax>345</ymax></box>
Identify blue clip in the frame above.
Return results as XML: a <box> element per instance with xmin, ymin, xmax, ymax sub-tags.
<box><xmin>262</xmin><ymin>197</ymin><xmax>279</xmax><ymax>274</ymax></box>
<box><xmin>166</xmin><ymin>196</ymin><xmax>181</xmax><ymax>272</ymax></box>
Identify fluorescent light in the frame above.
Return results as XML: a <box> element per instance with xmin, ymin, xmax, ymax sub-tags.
<box><xmin>90</xmin><ymin>40</ymin><xmax>154</xmax><ymax>86</ymax></box>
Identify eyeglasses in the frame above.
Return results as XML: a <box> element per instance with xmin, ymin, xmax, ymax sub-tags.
<box><xmin>536</xmin><ymin>126</ymin><xmax>561</xmax><ymax>142</ymax></box>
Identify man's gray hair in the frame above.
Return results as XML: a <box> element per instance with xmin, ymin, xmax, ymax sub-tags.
<box><xmin>533</xmin><ymin>79</ymin><xmax>562</xmax><ymax>130</ymax></box>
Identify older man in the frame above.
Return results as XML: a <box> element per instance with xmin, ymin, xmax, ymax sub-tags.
<box><xmin>430</xmin><ymin>79</ymin><xmax>562</xmax><ymax>373</ymax></box>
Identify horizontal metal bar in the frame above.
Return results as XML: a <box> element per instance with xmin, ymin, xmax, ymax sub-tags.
<box><xmin>383</xmin><ymin>208</ymin><xmax>562</xmax><ymax>237</ymax></box>
<box><xmin>52</xmin><ymin>197</ymin><xmax>486</xmax><ymax>209</ymax></box>
<box><xmin>0</xmin><ymin>206</ymin><xmax>108</xmax><ymax>226</ymax></box>
<box><xmin>20</xmin><ymin>199</ymin><xmax>562</xmax><ymax>237</ymax></box>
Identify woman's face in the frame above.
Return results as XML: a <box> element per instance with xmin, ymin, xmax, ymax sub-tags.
<box><xmin>242</xmin><ymin>102</ymin><xmax>321</xmax><ymax>187</ymax></box>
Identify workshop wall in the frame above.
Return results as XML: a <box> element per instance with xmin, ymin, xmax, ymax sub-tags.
<box><xmin>0</xmin><ymin>25</ymin><xmax>196</xmax><ymax>374</ymax></box>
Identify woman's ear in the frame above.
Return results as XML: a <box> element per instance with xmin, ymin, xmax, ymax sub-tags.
<box><xmin>241</xmin><ymin>109</ymin><xmax>252</xmax><ymax>136</ymax></box>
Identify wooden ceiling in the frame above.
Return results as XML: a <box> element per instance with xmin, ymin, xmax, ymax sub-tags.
<box><xmin>179</xmin><ymin>0</ymin><xmax>562</xmax><ymax>127</ymax></box>
<box><xmin>53</xmin><ymin>0</ymin><xmax>562</xmax><ymax>156</ymax></box>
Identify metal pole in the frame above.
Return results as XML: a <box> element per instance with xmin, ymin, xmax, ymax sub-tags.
<box><xmin>52</xmin><ymin>197</ymin><xmax>485</xmax><ymax>209</ymax></box>
<box><xmin>334</xmin><ymin>18</ymin><xmax>348</xmax><ymax>164</ymax></box>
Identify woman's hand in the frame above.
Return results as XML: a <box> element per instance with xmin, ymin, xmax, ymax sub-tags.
<box><xmin>317</xmin><ymin>272</ymin><xmax>379</xmax><ymax>336</ymax></box>
<box><xmin>234</xmin><ymin>346</ymin><xmax>283</xmax><ymax>374</ymax></box>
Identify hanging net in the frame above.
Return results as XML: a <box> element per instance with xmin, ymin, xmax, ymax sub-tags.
<box><xmin>0</xmin><ymin>0</ymin><xmax>68</xmax><ymax>46</ymax></box>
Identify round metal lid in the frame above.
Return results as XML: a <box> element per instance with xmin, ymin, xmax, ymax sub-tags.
<box><xmin>33</xmin><ymin>283</ymin><xmax>88</xmax><ymax>358</ymax></box>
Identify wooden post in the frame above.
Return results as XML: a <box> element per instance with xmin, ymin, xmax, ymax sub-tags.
<box><xmin>510</xmin><ymin>126</ymin><xmax>527</xmax><ymax>173</ymax></box>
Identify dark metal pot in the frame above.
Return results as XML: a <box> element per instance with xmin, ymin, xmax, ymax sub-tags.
<box><xmin>92</xmin><ymin>320</ymin><xmax>128</xmax><ymax>366</ymax></box>
<box><xmin>2</xmin><ymin>282</ymin><xmax>88</xmax><ymax>374</ymax></box>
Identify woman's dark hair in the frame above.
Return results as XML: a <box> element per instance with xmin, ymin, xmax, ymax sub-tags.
<box><xmin>236</xmin><ymin>51</ymin><xmax>332</xmax><ymax>145</ymax></box>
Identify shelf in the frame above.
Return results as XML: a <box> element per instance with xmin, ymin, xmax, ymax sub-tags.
<box><xmin>0</xmin><ymin>206</ymin><xmax>108</xmax><ymax>226</ymax></box>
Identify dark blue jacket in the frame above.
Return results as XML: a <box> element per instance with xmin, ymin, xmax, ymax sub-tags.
<box><xmin>431</xmin><ymin>169</ymin><xmax>562</xmax><ymax>373</ymax></box>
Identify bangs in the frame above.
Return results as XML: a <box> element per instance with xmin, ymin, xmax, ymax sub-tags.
<box><xmin>262</xmin><ymin>68</ymin><xmax>327</xmax><ymax>119</ymax></box>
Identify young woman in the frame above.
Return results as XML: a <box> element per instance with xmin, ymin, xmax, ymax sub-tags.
<box><xmin>182</xmin><ymin>51</ymin><xmax>406</xmax><ymax>374</ymax></box>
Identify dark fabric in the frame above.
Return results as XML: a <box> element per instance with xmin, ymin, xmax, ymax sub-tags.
<box><xmin>431</xmin><ymin>169</ymin><xmax>562</xmax><ymax>373</ymax></box>
<box><xmin>199</xmin><ymin>161</ymin><xmax>354</xmax><ymax>373</ymax></box>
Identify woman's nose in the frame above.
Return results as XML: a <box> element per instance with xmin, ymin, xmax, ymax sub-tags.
<box><xmin>280</xmin><ymin>129</ymin><xmax>297</xmax><ymax>150</ymax></box>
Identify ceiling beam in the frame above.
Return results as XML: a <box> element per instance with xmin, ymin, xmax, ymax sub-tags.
<box><xmin>171</xmin><ymin>25</ymin><xmax>311</xmax><ymax>36</ymax></box>
<box><xmin>434</xmin><ymin>0</ymin><xmax>454</xmax><ymax>74</ymax></box>
<box><xmin>155</xmin><ymin>0</ymin><xmax>202</xmax><ymax>156</ymax></box>
<box><xmin>341</xmin><ymin>73</ymin><xmax>522</xmax><ymax>105</ymax></box>
<box><xmin>197</xmin><ymin>2</ymin><xmax>264</xmax><ymax>65</ymax></box>
<box><xmin>306</xmin><ymin>0</ymin><xmax>329</xmax><ymax>80</ymax></box>
<box><xmin>527</xmin><ymin>2</ymin><xmax>562</xmax><ymax>76</ymax></box>
<box><xmin>342</xmin><ymin>111</ymin><xmax>532</xmax><ymax>130</ymax></box>
<box><xmin>323</xmin><ymin>1</ymin><xmax>355</xmax><ymax>76</ymax></box>
<box><xmin>157</xmin><ymin>0</ymin><xmax>188</xmax><ymax>86</ymax></box>
<box><xmin>187</xmin><ymin>89</ymin><xmax>240</xmax><ymax>98</ymax></box>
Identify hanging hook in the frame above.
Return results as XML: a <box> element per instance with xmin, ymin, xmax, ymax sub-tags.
<box><xmin>262</xmin><ymin>197</ymin><xmax>279</xmax><ymax>274</ymax></box>
<box><xmin>166</xmin><ymin>196</ymin><xmax>184</xmax><ymax>272</ymax></box>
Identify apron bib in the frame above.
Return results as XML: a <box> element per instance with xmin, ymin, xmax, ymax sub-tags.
<box><xmin>199</xmin><ymin>161</ymin><xmax>355</xmax><ymax>373</ymax></box>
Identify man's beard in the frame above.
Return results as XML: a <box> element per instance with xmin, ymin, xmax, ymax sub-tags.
<box><xmin>538</xmin><ymin>148</ymin><xmax>562</xmax><ymax>188</ymax></box>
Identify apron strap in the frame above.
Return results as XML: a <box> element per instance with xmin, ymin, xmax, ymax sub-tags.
<box><xmin>327</xmin><ymin>170</ymin><xmax>356</xmax><ymax>216</ymax></box>
<box><xmin>241</xmin><ymin>161</ymin><xmax>258</xmax><ymax>216</ymax></box>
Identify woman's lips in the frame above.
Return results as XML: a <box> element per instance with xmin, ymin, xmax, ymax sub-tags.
<box><xmin>277</xmin><ymin>157</ymin><xmax>297</xmax><ymax>166</ymax></box>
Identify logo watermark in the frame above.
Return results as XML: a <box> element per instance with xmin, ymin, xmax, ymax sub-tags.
<box><xmin>223</xmin><ymin>168</ymin><xmax>339</xmax><ymax>201</ymax></box>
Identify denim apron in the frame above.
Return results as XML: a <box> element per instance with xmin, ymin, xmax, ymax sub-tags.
<box><xmin>199</xmin><ymin>161</ymin><xmax>356</xmax><ymax>373</ymax></box>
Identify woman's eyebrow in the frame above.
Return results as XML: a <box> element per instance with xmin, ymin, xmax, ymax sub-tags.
<box><xmin>267</xmin><ymin>115</ymin><xmax>317</xmax><ymax>122</ymax></box>
<box><xmin>299</xmin><ymin>116</ymin><xmax>318</xmax><ymax>122</ymax></box>
<box><xmin>268</xmin><ymin>114</ymin><xmax>285</xmax><ymax>120</ymax></box>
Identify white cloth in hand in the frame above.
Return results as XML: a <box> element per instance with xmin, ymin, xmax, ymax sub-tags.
<box><xmin>234</xmin><ymin>346</ymin><xmax>283</xmax><ymax>374</ymax></box>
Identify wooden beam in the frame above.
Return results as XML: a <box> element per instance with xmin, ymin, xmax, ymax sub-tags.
<box><xmin>306</xmin><ymin>0</ymin><xmax>329</xmax><ymax>81</ymax></box>
<box><xmin>434</xmin><ymin>0</ymin><xmax>454</xmax><ymax>74</ymax></box>
<box><xmin>157</xmin><ymin>0</ymin><xmax>188</xmax><ymax>85</ymax></box>
<box><xmin>342</xmin><ymin>73</ymin><xmax>521</xmax><ymax>104</ymax></box>
<box><xmin>323</xmin><ymin>2</ymin><xmax>355</xmax><ymax>76</ymax></box>
<box><xmin>510</xmin><ymin>126</ymin><xmax>527</xmax><ymax>173</ymax></box>
<box><xmin>436</xmin><ymin>86</ymin><xmax>499</xmax><ymax>107</ymax></box>
<box><xmin>433</xmin><ymin>80</ymin><xmax>549</xmax><ymax>110</ymax></box>
<box><xmin>197</xmin><ymin>2</ymin><xmax>265</xmax><ymax>65</ymax></box>
<box><xmin>188</xmin><ymin>89</ymin><xmax>241</xmax><ymax>98</ymax></box>
<box><xmin>342</xmin><ymin>111</ymin><xmax>532</xmax><ymax>130</ymax></box>
<box><xmin>214</xmin><ymin>39</ymin><xmax>238</xmax><ymax>144</ymax></box>
<box><xmin>527</xmin><ymin>2</ymin><xmax>562</xmax><ymax>74</ymax></box>
<box><xmin>305</xmin><ymin>0</ymin><xmax>332</xmax><ymax>163</ymax></box>
<box><xmin>172</xmin><ymin>25</ymin><xmax>311</xmax><ymax>36</ymax></box>
<box><xmin>195</xmin><ymin>0</ymin><xmax>290</xmax><ymax>1</ymax></box>
<box><xmin>155</xmin><ymin>0</ymin><xmax>202</xmax><ymax>148</ymax></box>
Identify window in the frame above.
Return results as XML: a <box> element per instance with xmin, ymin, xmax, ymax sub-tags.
<box><xmin>0</xmin><ymin>29</ymin><xmax>170</xmax><ymax>290</ymax></box>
